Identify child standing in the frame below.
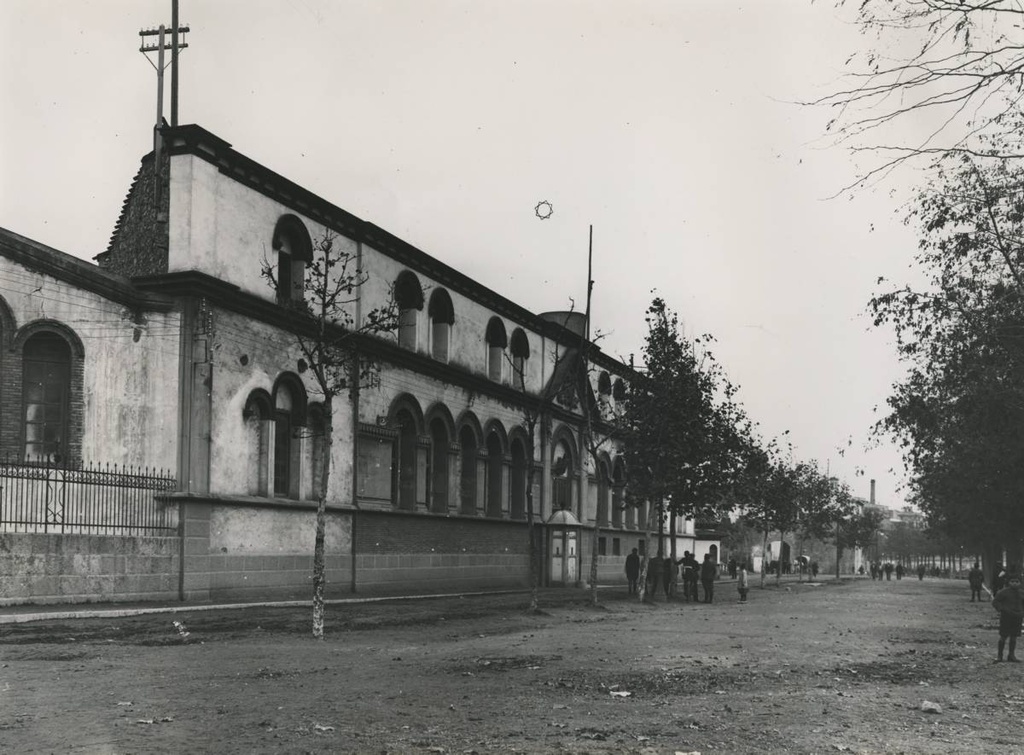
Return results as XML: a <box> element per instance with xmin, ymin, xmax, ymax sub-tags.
<box><xmin>737</xmin><ymin>562</ymin><xmax>749</xmax><ymax>603</ymax></box>
<box><xmin>992</xmin><ymin>574</ymin><xmax>1024</xmax><ymax>662</ymax></box>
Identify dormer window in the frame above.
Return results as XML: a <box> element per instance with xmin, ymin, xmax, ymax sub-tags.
<box><xmin>428</xmin><ymin>288</ymin><xmax>454</xmax><ymax>362</ymax></box>
<box><xmin>272</xmin><ymin>215</ymin><xmax>313</xmax><ymax>305</ymax></box>
<box><xmin>485</xmin><ymin>316</ymin><xmax>507</xmax><ymax>382</ymax></box>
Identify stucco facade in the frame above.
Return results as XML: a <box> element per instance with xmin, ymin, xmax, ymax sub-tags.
<box><xmin>0</xmin><ymin>123</ymin><xmax>701</xmax><ymax>606</ymax></box>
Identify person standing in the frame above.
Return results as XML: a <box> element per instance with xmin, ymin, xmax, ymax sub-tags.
<box><xmin>895</xmin><ymin>562</ymin><xmax>905</xmax><ymax>580</ymax></box>
<box><xmin>681</xmin><ymin>551</ymin><xmax>700</xmax><ymax>602</ymax></box>
<box><xmin>647</xmin><ymin>551</ymin><xmax>663</xmax><ymax>599</ymax></box>
<box><xmin>737</xmin><ymin>562</ymin><xmax>749</xmax><ymax>603</ymax></box>
<box><xmin>968</xmin><ymin>561</ymin><xmax>984</xmax><ymax>602</ymax></box>
<box><xmin>992</xmin><ymin>574</ymin><xmax>1024</xmax><ymax>662</ymax></box>
<box><xmin>917</xmin><ymin>563</ymin><xmax>926</xmax><ymax>581</ymax></box>
<box><xmin>994</xmin><ymin>562</ymin><xmax>1007</xmax><ymax>593</ymax></box>
<box><xmin>700</xmin><ymin>553</ymin><xmax>716</xmax><ymax>603</ymax></box>
<box><xmin>625</xmin><ymin>548</ymin><xmax>640</xmax><ymax>595</ymax></box>
<box><xmin>663</xmin><ymin>553</ymin><xmax>677</xmax><ymax>599</ymax></box>
<box><xmin>884</xmin><ymin>562</ymin><xmax>894</xmax><ymax>581</ymax></box>
<box><xmin>727</xmin><ymin>557</ymin><xmax>737</xmax><ymax>580</ymax></box>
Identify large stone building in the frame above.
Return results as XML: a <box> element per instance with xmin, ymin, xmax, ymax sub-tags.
<box><xmin>0</xmin><ymin>124</ymin><xmax>711</xmax><ymax>606</ymax></box>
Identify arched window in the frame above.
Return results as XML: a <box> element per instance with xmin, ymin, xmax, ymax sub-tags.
<box><xmin>612</xmin><ymin>378</ymin><xmax>627</xmax><ymax>401</ymax></box>
<box><xmin>459</xmin><ymin>425</ymin><xmax>478</xmax><ymax>514</ymax></box>
<box><xmin>552</xmin><ymin>439</ymin><xmax>573</xmax><ymax>512</ymax></box>
<box><xmin>272</xmin><ymin>375</ymin><xmax>307</xmax><ymax>499</ymax></box>
<box><xmin>429</xmin><ymin>418</ymin><xmax>450</xmax><ymax>513</ymax></box>
<box><xmin>485</xmin><ymin>317</ymin><xmax>507</xmax><ymax>382</ymax></box>
<box><xmin>243</xmin><ymin>390</ymin><xmax>273</xmax><ymax>496</ymax></box>
<box><xmin>510</xmin><ymin>328</ymin><xmax>530</xmax><ymax>387</ymax></box>
<box><xmin>395</xmin><ymin>270</ymin><xmax>424</xmax><ymax>350</ymax></box>
<box><xmin>485</xmin><ymin>430</ymin><xmax>504</xmax><ymax>517</ymax></box>
<box><xmin>22</xmin><ymin>332</ymin><xmax>71</xmax><ymax>462</ymax></box>
<box><xmin>510</xmin><ymin>438</ymin><xmax>528</xmax><ymax>520</ymax></box>
<box><xmin>597</xmin><ymin>371</ymin><xmax>612</xmax><ymax>396</ymax></box>
<box><xmin>428</xmin><ymin>289</ymin><xmax>455</xmax><ymax>362</ymax></box>
<box><xmin>272</xmin><ymin>215</ymin><xmax>313</xmax><ymax>305</ymax></box>
<box><xmin>395</xmin><ymin>409</ymin><xmax>418</xmax><ymax>510</ymax></box>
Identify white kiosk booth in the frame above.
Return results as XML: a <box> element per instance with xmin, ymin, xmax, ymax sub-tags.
<box><xmin>547</xmin><ymin>509</ymin><xmax>582</xmax><ymax>586</ymax></box>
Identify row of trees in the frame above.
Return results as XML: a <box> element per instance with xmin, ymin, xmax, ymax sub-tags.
<box><xmin>819</xmin><ymin>1</ymin><xmax>1024</xmax><ymax>579</ymax></box>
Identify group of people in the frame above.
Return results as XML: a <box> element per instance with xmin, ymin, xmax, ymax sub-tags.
<box><xmin>624</xmin><ymin>549</ymin><xmax>749</xmax><ymax>603</ymax></box>
<box><xmin>867</xmin><ymin>560</ymin><xmax>928</xmax><ymax>581</ymax></box>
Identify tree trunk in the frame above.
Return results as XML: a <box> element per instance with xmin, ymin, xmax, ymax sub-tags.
<box><xmin>638</xmin><ymin>504</ymin><xmax>656</xmax><ymax>603</ymax></box>
<box><xmin>760</xmin><ymin>530</ymin><xmax>769</xmax><ymax>588</ymax></box>
<box><xmin>525</xmin><ymin>455</ymin><xmax>539</xmax><ymax>613</ymax></box>
<box><xmin>589</xmin><ymin>517</ymin><xmax>600</xmax><ymax>607</ymax></box>
<box><xmin>776</xmin><ymin>530</ymin><xmax>785</xmax><ymax>587</ymax></box>
<box><xmin>311</xmin><ymin>397</ymin><xmax>334</xmax><ymax>639</ymax></box>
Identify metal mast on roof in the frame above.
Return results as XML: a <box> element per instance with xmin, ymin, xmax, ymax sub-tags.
<box><xmin>140</xmin><ymin>1</ymin><xmax>189</xmax><ymax>213</ymax></box>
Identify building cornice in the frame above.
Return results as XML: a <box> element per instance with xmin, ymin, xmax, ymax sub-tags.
<box><xmin>0</xmin><ymin>226</ymin><xmax>174</xmax><ymax>313</ymax></box>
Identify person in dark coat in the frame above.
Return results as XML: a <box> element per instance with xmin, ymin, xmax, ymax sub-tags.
<box><xmin>992</xmin><ymin>574</ymin><xmax>1024</xmax><ymax>662</ymax></box>
<box><xmin>968</xmin><ymin>561</ymin><xmax>984</xmax><ymax>602</ymax></box>
<box><xmin>625</xmin><ymin>548</ymin><xmax>640</xmax><ymax>595</ymax></box>
<box><xmin>727</xmin><ymin>557</ymin><xmax>737</xmax><ymax>579</ymax></box>
<box><xmin>884</xmin><ymin>562</ymin><xmax>894</xmax><ymax>581</ymax></box>
<box><xmin>681</xmin><ymin>551</ymin><xmax>700</xmax><ymax>602</ymax></box>
<box><xmin>663</xmin><ymin>553</ymin><xmax>677</xmax><ymax>598</ymax></box>
<box><xmin>647</xmin><ymin>552</ymin><xmax>663</xmax><ymax>599</ymax></box>
<box><xmin>700</xmin><ymin>553</ymin><xmax>717</xmax><ymax>603</ymax></box>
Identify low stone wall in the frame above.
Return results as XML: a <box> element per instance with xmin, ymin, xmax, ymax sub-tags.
<box><xmin>0</xmin><ymin>532</ymin><xmax>179</xmax><ymax>605</ymax></box>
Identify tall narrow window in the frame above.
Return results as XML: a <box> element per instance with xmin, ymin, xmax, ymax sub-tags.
<box><xmin>429</xmin><ymin>418</ymin><xmax>450</xmax><ymax>513</ymax></box>
<box><xmin>23</xmin><ymin>333</ymin><xmax>71</xmax><ymax>462</ymax></box>
<box><xmin>485</xmin><ymin>431</ymin><xmax>504</xmax><ymax>517</ymax></box>
<box><xmin>510</xmin><ymin>328</ymin><xmax>530</xmax><ymax>388</ymax></box>
<box><xmin>274</xmin><ymin>385</ymin><xmax>295</xmax><ymax>496</ymax></box>
<box><xmin>459</xmin><ymin>425</ymin><xmax>478</xmax><ymax>514</ymax></box>
<box><xmin>395</xmin><ymin>270</ymin><xmax>424</xmax><ymax>350</ymax></box>
<box><xmin>485</xmin><ymin>317</ymin><xmax>507</xmax><ymax>382</ymax></box>
<box><xmin>273</xmin><ymin>215</ymin><xmax>313</xmax><ymax>305</ymax></box>
<box><xmin>552</xmin><ymin>439</ymin><xmax>573</xmax><ymax>512</ymax></box>
<box><xmin>428</xmin><ymin>289</ymin><xmax>454</xmax><ymax>362</ymax></box>
<box><xmin>510</xmin><ymin>438</ymin><xmax>527</xmax><ymax>520</ymax></box>
<box><xmin>612</xmin><ymin>460</ymin><xmax>626</xmax><ymax>528</ymax></box>
<box><xmin>395</xmin><ymin>409</ymin><xmax>418</xmax><ymax>510</ymax></box>
<box><xmin>597</xmin><ymin>460</ymin><xmax>610</xmax><ymax>526</ymax></box>
<box><xmin>243</xmin><ymin>390</ymin><xmax>273</xmax><ymax>496</ymax></box>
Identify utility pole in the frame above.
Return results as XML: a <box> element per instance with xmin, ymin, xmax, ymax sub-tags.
<box><xmin>140</xmin><ymin>5</ymin><xmax>189</xmax><ymax>213</ymax></box>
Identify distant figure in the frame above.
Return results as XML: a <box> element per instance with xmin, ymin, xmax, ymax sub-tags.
<box><xmin>728</xmin><ymin>557</ymin><xmax>738</xmax><ymax>580</ymax></box>
<box><xmin>700</xmin><ymin>553</ymin><xmax>716</xmax><ymax>603</ymax></box>
<box><xmin>994</xmin><ymin>562</ymin><xmax>1007</xmax><ymax>593</ymax></box>
<box><xmin>917</xmin><ymin>563</ymin><xmax>926</xmax><ymax>581</ymax></box>
<box><xmin>870</xmin><ymin>562</ymin><xmax>879</xmax><ymax>581</ymax></box>
<box><xmin>625</xmin><ymin>548</ymin><xmax>640</xmax><ymax>595</ymax></box>
<box><xmin>647</xmin><ymin>552</ymin><xmax>663</xmax><ymax>599</ymax></box>
<box><xmin>968</xmin><ymin>561</ymin><xmax>984</xmax><ymax>602</ymax></box>
<box><xmin>810</xmin><ymin>560</ymin><xmax>819</xmax><ymax>579</ymax></box>
<box><xmin>858</xmin><ymin>565</ymin><xmax>865</xmax><ymax>576</ymax></box>
<box><xmin>884</xmin><ymin>562</ymin><xmax>894</xmax><ymax>581</ymax></box>
<box><xmin>737</xmin><ymin>562</ymin><xmax>749</xmax><ymax>603</ymax></box>
<box><xmin>895</xmin><ymin>562</ymin><xmax>905</xmax><ymax>580</ymax></box>
<box><xmin>663</xmin><ymin>553</ymin><xmax>677</xmax><ymax>598</ymax></box>
<box><xmin>681</xmin><ymin>551</ymin><xmax>700</xmax><ymax>602</ymax></box>
<box><xmin>992</xmin><ymin>574</ymin><xmax>1024</xmax><ymax>662</ymax></box>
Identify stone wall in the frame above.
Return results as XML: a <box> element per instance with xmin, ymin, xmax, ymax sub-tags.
<box><xmin>0</xmin><ymin>533</ymin><xmax>179</xmax><ymax>605</ymax></box>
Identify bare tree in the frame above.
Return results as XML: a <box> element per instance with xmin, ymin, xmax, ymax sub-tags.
<box><xmin>263</xmin><ymin>230</ymin><xmax>397</xmax><ymax>639</ymax></box>
<box><xmin>817</xmin><ymin>1</ymin><xmax>1024</xmax><ymax>187</ymax></box>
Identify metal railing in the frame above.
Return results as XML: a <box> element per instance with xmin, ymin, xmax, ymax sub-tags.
<box><xmin>0</xmin><ymin>457</ymin><xmax>178</xmax><ymax>535</ymax></box>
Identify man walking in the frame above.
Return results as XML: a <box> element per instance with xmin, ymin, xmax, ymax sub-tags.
<box><xmin>968</xmin><ymin>561</ymin><xmax>984</xmax><ymax>602</ymax></box>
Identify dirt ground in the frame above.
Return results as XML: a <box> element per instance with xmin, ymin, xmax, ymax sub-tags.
<box><xmin>0</xmin><ymin>575</ymin><xmax>1021</xmax><ymax>754</ymax></box>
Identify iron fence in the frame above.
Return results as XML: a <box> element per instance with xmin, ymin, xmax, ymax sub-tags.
<box><xmin>0</xmin><ymin>458</ymin><xmax>178</xmax><ymax>535</ymax></box>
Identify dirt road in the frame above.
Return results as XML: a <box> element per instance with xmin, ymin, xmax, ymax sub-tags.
<box><xmin>0</xmin><ymin>576</ymin><xmax>1019</xmax><ymax>754</ymax></box>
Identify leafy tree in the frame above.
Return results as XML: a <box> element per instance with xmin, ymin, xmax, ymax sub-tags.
<box><xmin>871</xmin><ymin>154</ymin><xmax>1024</xmax><ymax>569</ymax></box>
<box><xmin>263</xmin><ymin>230</ymin><xmax>397</xmax><ymax>639</ymax></box>
<box><xmin>620</xmin><ymin>298</ymin><xmax>754</xmax><ymax>600</ymax></box>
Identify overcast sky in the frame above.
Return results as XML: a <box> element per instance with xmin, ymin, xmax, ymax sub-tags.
<box><xmin>0</xmin><ymin>0</ymin><xmax>930</xmax><ymax>509</ymax></box>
